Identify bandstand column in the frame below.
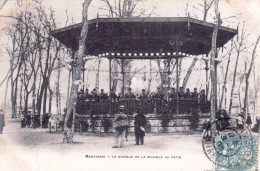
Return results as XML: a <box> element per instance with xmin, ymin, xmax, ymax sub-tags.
<box><xmin>167</xmin><ymin>59</ymin><xmax>171</xmax><ymax>88</ymax></box>
<box><xmin>109</xmin><ymin>57</ymin><xmax>112</xmax><ymax>99</ymax></box>
<box><xmin>109</xmin><ymin>57</ymin><xmax>112</xmax><ymax>114</ymax></box>
<box><xmin>82</xmin><ymin>66</ymin><xmax>85</xmax><ymax>91</ymax></box>
<box><xmin>176</xmin><ymin>57</ymin><xmax>179</xmax><ymax>116</ymax></box>
<box><xmin>121</xmin><ymin>59</ymin><xmax>125</xmax><ymax>97</ymax></box>
<box><xmin>205</xmin><ymin>53</ymin><xmax>209</xmax><ymax>100</ymax></box>
<box><xmin>215</xmin><ymin>60</ymin><xmax>218</xmax><ymax>110</ymax></box>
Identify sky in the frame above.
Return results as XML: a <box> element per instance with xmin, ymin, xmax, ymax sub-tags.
<box><xmin>0</xmin><ymin>0</ymin><xmax>260</xmax><ymax>111</ymax></box>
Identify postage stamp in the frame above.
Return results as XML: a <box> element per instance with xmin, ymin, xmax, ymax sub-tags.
<box><xmin>202</xmin><ymin>117</ymin><xmax>259</xmax><ymax>171</ymax></box>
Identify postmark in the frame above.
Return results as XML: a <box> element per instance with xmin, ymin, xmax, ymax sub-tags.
<box><xmin>202</xmin><ymin>117</ymin><xmax>259</xmax><ymax>170</ymax></box>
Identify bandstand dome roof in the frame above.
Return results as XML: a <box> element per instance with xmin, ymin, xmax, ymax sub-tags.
<box><xmin>51</xmin><ymin>17</ymin><xmax>237</xmax><ymax>59</ymax></box>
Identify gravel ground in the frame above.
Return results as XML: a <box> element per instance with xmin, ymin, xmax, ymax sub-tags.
<box><xmin>0</xmin><ymin>116</ymin><xmax>214</xmax><ymax>171</ymax></box>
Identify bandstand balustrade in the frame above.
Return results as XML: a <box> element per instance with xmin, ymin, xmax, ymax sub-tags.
<box><xmin>75</xmin><ymin>98</ymin><xmax>210</xmax><ymax>116</ymax></box>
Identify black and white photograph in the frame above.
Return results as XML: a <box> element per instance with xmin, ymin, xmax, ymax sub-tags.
<box><xmin>0</xmin><ymin>0</ymin><xmax>260</xmax><ymax>170</ymax></box>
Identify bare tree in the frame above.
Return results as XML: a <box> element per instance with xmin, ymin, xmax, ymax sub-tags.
<box><xmin>219</xmin><ymin>39</ymin><xmax>234</xmax><ymax>109</ymax></box>
<box><xmin>243</xmin><ymin>36</ymin><xmax>260</xmax><ymax>119</ymax></box>
<box><xmin>0</xmin><ymin>0</ymin><xmax>8</xmax><ymax>11</ymax></box>
<box><xmin>3</xmin><ymin>1</ymin><xmax>68</xmax><ymax>121</ymax></box>
<box><xmin>5</xmin><ymin>13</ymin><xmax>30</xmax><ymax>118</ymax></box>
<box><xmin>253</xmin><ymin>67</ymin><xmax>260</xmax><ymax>113</ymax></box>
<box><xmin>209</xmin><ymin>0</ymin><xmax>221</xmax><ymax>137</ymax></box>
<box><xmin>63</xmin><ymin>0</ymin><xmax>93</xmax><ymax>143</ymax></box>
<box><xmin>182</xmin><ymin>0</ymin><xmax>215</xmax><ymax>89</ymax></box>
<box><xmin>228</xmin><ymin>24</ymin><xmax>249</xmax><ymax>114</ymax></box>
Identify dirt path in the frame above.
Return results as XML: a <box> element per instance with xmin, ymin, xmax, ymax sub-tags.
<box><xmin>0</xmin><ymin>116</ymin><xmax>213</xmax><ymax>171</ymax></box>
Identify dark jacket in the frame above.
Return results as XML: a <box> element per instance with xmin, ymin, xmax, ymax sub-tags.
<box><xmin>0</xmin><ymin>114</ymin><xmax>5</xmax><ymax>128</ymax></box>
<box><xmin>246</xmin><ymin>115</ymin><xmax>252</xmax><ymax>125</ymax></box>
<box><xmin>134</xmin><ymin>113</ymin><xmax>147</xmax><ymax>136</ymax></box>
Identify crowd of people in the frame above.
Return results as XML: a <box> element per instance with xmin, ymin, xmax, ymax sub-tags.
<box><xmin>77</xmin><ymin>87</ymin><xmax>207</xmax><ymax>102</ymax></box>
<box><xmin>76</xmin><ymin>86</ymin><xmax>210</xmax><ymax>115</ymax></box>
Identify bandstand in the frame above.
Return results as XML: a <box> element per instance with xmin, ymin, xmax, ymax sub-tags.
<box><xmin>52</xmin><ymin>17</ymin><xmax>237</xmax><ymax>133</ymax></box>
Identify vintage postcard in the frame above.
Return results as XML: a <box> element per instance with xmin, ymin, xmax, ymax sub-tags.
<box><xmin>0</xmin><ymin>0</ymin><xmax>259</xmax><ymax>170</ymax></box>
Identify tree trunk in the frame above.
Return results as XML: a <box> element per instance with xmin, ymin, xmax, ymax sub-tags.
<box><xmin>63</xmin><ymin>0</ymin><xmax>93</xmax><ymax>143</ymax></box>
<box><xmin>48</xmin><ymin>88</ymin><xmax>53</xmax><ymax>115</ymax></box>
<box><xmin>10</xmin><ymin>55</ymin><xmax>15</xmax><ymax>118</ymax></box>
<box><xmin>56</xmin><ymin>57</ymin><xmax>61</xmax><ymax>115</ymax></box>
<box><xmin>182</xmin><ymin>58</ymin><xmax>197</xmax><ymax>89</ymax></box>
<box><xmin>238</xmin><ymin>76</ymin><xmax>244</xmax><ymax>111</ymax></box>
<box><xmin>66</xmin><ymin>69</ymin><xmax>71</xmax><ymax>108</ymax></box>
<box><xmin>182</xmin><ymin>0</ymin><xmax>212</xmax><ymax>89</ymax></box>
<box><xmin>243</xmin><ymin>36</ymin><xmax>260</xmax><ymax>120</ymax></box>
<box><xmin>42</xmin><ymin>86</ymin><xmax>48</xmax><ymax>115</ymax></box>
<box><xmin>4</xmin><ymin>77</ymin><xmax>10</xmax><ymax>114</ymax></box>
<box><xmin>219</xmin><ymin>40</ymin><xmax>233</xmax><ymax>109</ymax></box>
<box><xmin>210</xmin><ymin>0</ymin><xmax>221</xmax><ymax>138</ymax></box>
<box><xmin>24</xmin><ymin>93</ymin><xmax>29</xmax><ymax>112</ymax></box>
<box><xmin>228</xmin><ymin>51</ymin><xmax>241</xmax><ymax>114</ymax></box>
<box><xmin>19</xmin><ymin>77</ymin><xmax>23</xmax><ymax>113</ymax></box>
<box><xmin>95</xmin><ymin>59</ymin><xmax>101</xmax><ymax>91</ymax></box>
<box><xmin>147</xmin><ymin>60</ymin><xmax>152</xmax><ymax>94</ymax></box>
<box><xmin>37</xmin><ymin>78</ymin><xmax>48</xmax><ymax>115</ymax></box>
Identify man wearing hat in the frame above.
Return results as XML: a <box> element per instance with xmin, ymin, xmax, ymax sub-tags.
<box><xmin>134</xmin><ymin>109</ymin><xmax>147</xmax><ymax>145</ymax></box>
<box><xmin>112</xmin><ymin>105</ymin><xmax>129</xmax><ymax>148</ymax></box>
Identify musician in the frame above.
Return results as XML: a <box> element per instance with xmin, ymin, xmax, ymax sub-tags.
<box><xmin>85</xmin><ymin>88</ymin><xmax>92</xmax><ymax>100</ymax></box>
<box><xmin>169</xmin><ymin>88</ymin><xmax>177</xmax><ymax>99</ymax></box>
<box><xmin>184</xmin><ymin>88</ymin><xmax>191</xmax><ymax>98</ymax></box>
<box><xmin>99</xmin><ymin>89</ymin><xmax>108</xmax><ymax>100</ymax></box>
<box><xmin>140</xmin><ymin>89</ymin><xmax>148</xmax><ymax>100</ymax></box>
<box><xmin>154</xmin><ymin>87</ymin><xmax>164</xmax><ymax>99</ymax></box>
<box><xmin>77</xmin><ymin>89</ymin><xmax>85</xmax><ymax>101</ymax></box>
<box><xmin>125</xmin><ymin>88</ymin><xmax>135</xmax><ymax>99</ymax></box>
<box><xmin>178</xmin><ymin>87</ymin><xmax>185</xmax><ymax>98</ymax></box>
<box><xmin>191</xmin><ymin>88</ymin><xmax>199</xmax><ymax>99</ymax></box>
<box><xmin>110</xmin><ymin>89</ymin><xmax>118</xmax><ymax>101</ymax></box>
<box><xmin>199</xmin><ymin>89</ymin><xmax>207</xmax><ymax>103</ymax></box>
<box><xmin>91</xmin><ymin>88</ymin><xmax>99</xmax><ymax>101</ymax></box>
